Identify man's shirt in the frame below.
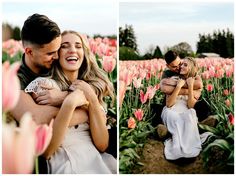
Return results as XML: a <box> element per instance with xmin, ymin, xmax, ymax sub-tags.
<box><xmin>161</xmin><ymin>69</ymin><xmax>179</xmax><ymax>79</ymax></box>
<box><xmin>17</xmin><ymin>54</ymin><xmax>50</xmax><ymax>90</ymax></box>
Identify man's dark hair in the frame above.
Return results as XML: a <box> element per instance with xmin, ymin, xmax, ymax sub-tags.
<box><xmin>164</xmin><ymin>50</ymin><xmax>178</xmax><ymax>64</ymax></box>
<box><xmin>21</xmin><ymin>13</ymin><xmax>61</xmax><ymax>45</ymax></box>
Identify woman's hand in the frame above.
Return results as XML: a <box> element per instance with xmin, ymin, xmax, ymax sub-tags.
<box><xmin>186</xmin><ymin>77</ymin><xmax>194</xmax><ymax>88</ymax></box>
<box><xmin>176</xmin><ymin>79</ymin><xmax>185</xmax><ymax>88</ymax></box>
<box><xmin>69</xmin><ymin>80</ymin><xmax>97</xmax><ymax>102</ymax></box>
<box><xmin>64</xmin><ymin>89</ymin><xmax>89</xmax><ymax>108</ymax></box>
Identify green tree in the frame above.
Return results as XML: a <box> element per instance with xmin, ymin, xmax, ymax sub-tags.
<box><xmin>153</xmin><ymin>45</ymin><xmax>163</xmax><ymax>58</ymax></box>
<box><xmin>119</xmin><ymin>25</ymin><xmax>138</xmax><ymax>52</ymax></box>
<box><xmin>196</xmin><ymin>29</ymin><xmax>234</xmax><ymax>58</ymax></box>
<box><xmin>170</xmin><ymin>42</ymin><xmax>194</xmax><ymax>58</ymax></box>
<box><xmin>119</xmin><ymin>46</ymin><xmax>140</xmax><ymax>60</ymax></box>
<box><xmin>13</xmin><ymin>26</ymin><xmax>21</xmax><ymax>40</ymax></box>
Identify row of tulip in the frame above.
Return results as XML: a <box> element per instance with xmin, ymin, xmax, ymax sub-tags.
<box><xmin>119</xmin><ymin>57</ymin><xmax>234</xmax><ymax>173</ymax></box>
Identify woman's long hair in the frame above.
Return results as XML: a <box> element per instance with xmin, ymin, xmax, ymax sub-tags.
<box><xmin>51</xmin><ymin>30</ymin><xmax>114</xmax><ymax>108</ymax></box>
<box><xmin>180</xmin><ymin>57</ymin><xmax>198</xmax><ymax>79</ymax></box>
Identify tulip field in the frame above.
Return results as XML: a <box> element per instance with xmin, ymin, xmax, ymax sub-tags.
<box><xmin>2</xmin><ymin>37</ymin><xmax>117</xmax><ymax>174</ymax></box>
<box><xmin>119</xmin><ymin>58</ymin><xmax>234</xmax><ymax>173</ymax></box>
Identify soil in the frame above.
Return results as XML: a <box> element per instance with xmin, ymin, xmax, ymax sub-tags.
<box><xmin>132</xmin><ymin>138</ymin><xmax>234</xmax><ymax>174</ymax></box>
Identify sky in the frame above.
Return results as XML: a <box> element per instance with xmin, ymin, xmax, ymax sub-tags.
<box><xmin>119</xmin><ymin>1</ymin><xmax>234</xmax><ymax>54</ymax></box>
<box><xmin>2</xmin><ymin>0</ymin><xmax>117</xmax><ymax>37</ymax></box>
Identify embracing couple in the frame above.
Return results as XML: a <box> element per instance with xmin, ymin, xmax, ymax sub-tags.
<box><xmin>10</xmin><ymin>13</ymin><xmax>117</xmax><ymax>174</ymax></box>
<box><xmin>159</xmin><ymin>50</ymin><xmax>212</xmax><ymax>160</ymax></box>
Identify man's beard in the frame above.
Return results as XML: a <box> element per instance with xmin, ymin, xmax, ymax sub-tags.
<box><xmin>35</xmin><ymin>62</ymin><xmax>52</xmax><ymax>74</ymax></box>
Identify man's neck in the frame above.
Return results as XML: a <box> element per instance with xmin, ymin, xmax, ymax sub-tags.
<box><xmin>24</xmin><ymin>55</ymin><xmax>40</xmax><ymax>74</ymax></box>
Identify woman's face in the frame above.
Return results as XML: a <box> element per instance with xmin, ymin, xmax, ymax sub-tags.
<box><xmin>180</xmin><ymin>59</ymin><xmax>190</xmax><ymax>76</ymax></box>
<box><xmin>59</xmin><ymin>33</ymin><xmax>84</xmax><ymax>73</ymax></box>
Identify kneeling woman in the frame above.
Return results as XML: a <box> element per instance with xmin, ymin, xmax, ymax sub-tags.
<box><xmin>161</xmin><ymin>57</ymin><xmax>207</xmax><ymax>160</ymax></box>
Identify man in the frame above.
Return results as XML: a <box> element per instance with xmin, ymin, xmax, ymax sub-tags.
<box><xmin>154</xmin><ymin>50</ymin><xmax>212</xmax><ymax>139</ymax></box>
<box><xmin>10</xmin><ymin>13</ymin><xmax>88</xmax><ymax>173</ymax></box>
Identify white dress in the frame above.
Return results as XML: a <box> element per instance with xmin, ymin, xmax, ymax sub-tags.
<box><xmin>25</xmin><ymin>77</ymin><xmax>117</xmax><ymax>174</ymax></box>
<box><xmin>161</xmin><ymin>95</ymin><xmax>209</xmax><ymax>160</ymax></box>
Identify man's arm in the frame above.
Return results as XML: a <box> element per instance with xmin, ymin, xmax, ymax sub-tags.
<box><xmin>178</xmin><ymin>75</ymin><xmax>203</xmax><ymax>90</ymax></box>
<box><xmin>160</xmin><ymin>76</ymin><xmax>203</xmax><ymax>95</ymax></box>
<box><xmin>11</xmin><ymin>91</ymin><xmax>59</xmax><ymax>124</ymax></box>
<box><xmin>160</xmin><ymin>78</ymin><xmax>188</xmax><ymax>95</ymax></box>
<box><xmin>11</xmin><ymin>91</ymin><xmax>88</xmax><ymax>125</ymax></box>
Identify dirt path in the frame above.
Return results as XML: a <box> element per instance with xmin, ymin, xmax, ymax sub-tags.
<box><xmin>132</xmin><ymin>138</ymin><xmax>233</xmax><ymax>174</ymax></box>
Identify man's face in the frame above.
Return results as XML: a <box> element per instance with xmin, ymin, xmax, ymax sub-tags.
<box><xmin>29</xmin><ymin>36</ymin><xmax>61</xmax><ymax>73</ymax></box>
<box><xmin>167</xmin><ymin>56</ymin><xmax>182</xmax><ymax>73</ymax></box>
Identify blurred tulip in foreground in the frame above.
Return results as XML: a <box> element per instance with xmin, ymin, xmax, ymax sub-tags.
<box><xmin>2</xmin><ymin>61</ymin><xmax>21</xmax><ymax>112</ymax></box>
<box><xmin>2</xmin><ymin>113</ymin><xmax>36</xmax><ymax>174</ymax></box>
<box><xmin>35</xmin><ymin>119</ymin><xmax>54</xmax><ymax>156</ymax></box>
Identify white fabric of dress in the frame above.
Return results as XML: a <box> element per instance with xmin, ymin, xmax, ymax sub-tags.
<box><xmin>161</xmin><ymin>95</ymin><xmax>209</xmax><ymax>160</ymax></box>
<box><xmin>25</xmin><ymin>77</ymin><xmax>117</xmax><ymax>174</ymax></box>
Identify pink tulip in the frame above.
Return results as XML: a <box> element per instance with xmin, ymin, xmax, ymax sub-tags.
<box><xmin>134</xmin><ymin>109</ymin><xmax>144</xmax><ymax>121</ymax></box>
<box><xmin>102</xmin><ymin>56</ymin><xmax>116</xmax><ymax>73</ymax></box>
<box><xmin>2</xmin><ymin>61</ymin><xmax>21</xmax><ymax>112</ymax></box>
<box><xmin>226</xmin><ymin>69</ymin><xmax>233</xmax><ymax>78</ymax></box>
<box><xmin>120</xmin><ymin>69</ymin><xmax>133</xmax><ymax>86</ymax></box>
<box><xmin>155</xmin><ymin>84</ymin><xmax>160</xmax><ymax>90</ymax></box>
<box><xmin>228</xmin><ymin>113</ymin><xmax>234</xmax><ymax>125</ymax></box>
<box><xmin>201</xmin><ymin>71</ymin><xmax>210</xmax><ymax>80</ymax></box>
<box><xmin>3</xmin><ymin>113</ymin><xmax>36</xmax><ymax>174</ymax></box>
<box><xmin>2</xmin><ymin>39</ymin><xmax>24</xmax><ymax>57</ymax></box>
<box><xmin>133</xmin><ymin>77</ymin><xmax>142</xmax><ymax>89</ymax></box>
<box><xmin>206</xmin><ymin>84</ymin><xmax>214</xmax><ymax>92</ymax></box>
<box><xmin>140</xmin><ymin>90</ymin><xmax>148</xmax><ymax>104</ymax></box>
<box><xmin>119</xmin><ymin>80</ymin><xmax>127</xmax><ymax>107</ymax></box>
<box><xmin>35</xmin><ymin>119</ymin><xmax>54</xmax><ymax>156</ymax></box>
<box><xmin>128</xmin><ymin>117</ymin><xmax>136</xmax><ymax>129</ymax></box>
<box><xmin>223</xmin><ymin>89</ymin><xmax>229</xmax><ymax>96</ymax></box>
<box><xmin>146</xmin><ymin>86</ymin><xmax>156</xmax><ymax>100</ymax></box>
<box><xmin>225</xmin><ymin>99</ymin><xmax>231</xmax><ymax>107</ymax></box>
<box><xmin>146</xmin><ymin>72</ymin><xmax>151</xmax><ymax>80</ymax></box>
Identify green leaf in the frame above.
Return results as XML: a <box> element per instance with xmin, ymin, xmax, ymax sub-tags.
<box><xmin>203</xmin><ymin>139</ymin><xmax>231</xmax><ymax>153</ymax></box>
<box><xmin>137</xmin><ymin>162</ymin><xmax>145</xmax><ymax>166</ymax></box>
<box><xmin>120</xmin><ymin>140</ymin><xmax>137</xmax><ymax>148</ymax></box>
<box><xmin>199</xmin><ymin>124</ymin><xmax>220</xmax><ymax>135</ymax></box>
<box><xmin>226</xmin><ymin>133</ymin><xmax>234</xmax><ymax>141</ymax></box>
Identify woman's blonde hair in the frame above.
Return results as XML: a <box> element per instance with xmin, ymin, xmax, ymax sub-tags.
<box><xmin>51</xmin><ymin>30</ymin><xmax>114</xmax><ymax>107</ymax></box>
<box><xmin>184</xmin><ymin>57</ymin><xmax>198</xmax><ymax>78</ymax></box>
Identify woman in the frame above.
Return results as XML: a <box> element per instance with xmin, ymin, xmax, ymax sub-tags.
<box><xmin>161</xmin><ymin>57</ymin><xmax>208</xmax><ymax>160</ymax></box>
<box><xmin>25</xmin><ymin>30</ymin><xmax>116</xmax><ymax>173</ymax></box>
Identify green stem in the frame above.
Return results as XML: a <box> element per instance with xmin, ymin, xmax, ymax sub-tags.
<box><xmin>35</xmin><ymin>157</ymin><xmax>39</xmax><ymax>174</ymax></box>
<box><xmin>3</xmin><ymin>112</ymin><xmax>6</xmax><ymax>123</ymax></box>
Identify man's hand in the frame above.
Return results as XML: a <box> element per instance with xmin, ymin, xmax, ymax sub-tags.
<box><xmin>34</xmin><ymin>85</ymin><xmax>68</xmax><ymax>106</ymax></box>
